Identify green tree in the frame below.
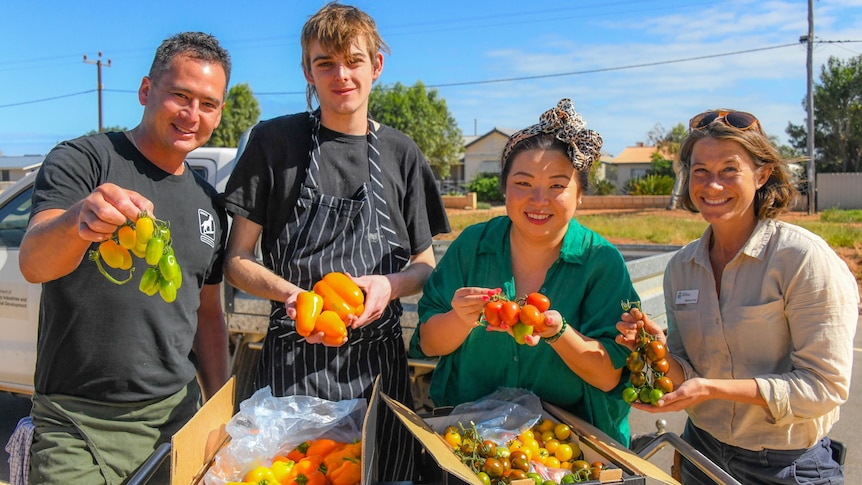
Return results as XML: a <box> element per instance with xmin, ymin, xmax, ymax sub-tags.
<box><xmin>208</xmin><ymin>83</ymin><xmax>261</xmax><ymax>148</ymax></box>
<box><xmin>647</xmin><ymin>122</ymin><xmax>687</xmax><ymax>208</ymax></box>
<box><xmin>787</xmin><ymin>55</ymin><xmax>862</xmax><ymax>173</ymax></box>
<box><xmin>86</xmin><ymin>125</ymin><xmax>127</xmax><ymax>135</ymax></box>
<box><xmin>369</xmin><ymin>81</ymin><xmax>463</xmax><ymax>179</ymax></box>
<box><xmin>466</xmin><ymin>173</ymin><xmax>503</xmax><ymax>203</ymax></box>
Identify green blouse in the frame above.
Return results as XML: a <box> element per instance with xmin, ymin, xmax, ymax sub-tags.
<box><xmin>409</xmin><ymin>216</ymin><xmax>639</xmax><ymax>445</ymax></box>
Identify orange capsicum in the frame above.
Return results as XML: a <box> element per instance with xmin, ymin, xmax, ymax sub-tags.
<box><xmin>312</xmin><ymin>272</ymin><xmax>364</xmax><ymax>322</ymax></box>
<box><xmin>322</xmin><ymin>441</ymin><xmax>362</xmax><ymax>473</ymax></box>
<box><xmin>327</xmin><ymin>458</ymin><xmax>361</xmax><ymax>485</ymax></box>
<box><xmin>294</xmin><ymin>291</ymin><xmax>324</xmax><ymax>337</ymax></box>
<box><xmin>315</xmin><ymin>311</ymin><xmax>348</xmax><ymax>345</ymax></box>
<box><xmin>305</xmin><ymin>438</ymin><xmax>342</xmax><ymax>458</ymax></box>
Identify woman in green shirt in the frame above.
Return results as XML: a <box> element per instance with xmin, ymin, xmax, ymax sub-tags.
<box><xmin>409</xmin><ymin>99</ymin><xmax>640</xmax><ymax>445</ymax></box>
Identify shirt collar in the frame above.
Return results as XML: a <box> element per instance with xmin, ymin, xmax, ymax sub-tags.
<box><xmin>476</xmin><ymin>216</ymin><xmax>589</xmax><ymax>264</ymax></box>
<box><xmin>689</xmin><ymin>218</ymin><xmax>775</xmax><ymax>267</ymax></box>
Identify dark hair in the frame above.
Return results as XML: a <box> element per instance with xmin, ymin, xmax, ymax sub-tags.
<box><xmin>301</xmin><ymin>2</ymin><xmax>389</xmax><ymax>109</ymax></box>
<box><xmin>677</xmin><ymin>121</ymin><xmax>798</xmax><ymax>219</ymax></box>
<box><xmin>148</xmin><ymin>32</ymin><xmax>231</xmax><ymax>95</ymax></box>
<box><xmin>500</xmin><ymin>133</ymin><xmax>589</xmax><ymax>195</ymax></box>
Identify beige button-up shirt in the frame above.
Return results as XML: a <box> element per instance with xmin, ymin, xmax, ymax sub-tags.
<box><xmin>665</xmin><ymin>218</ymin><xmax>859</xmax><ymax>450</ymax></box>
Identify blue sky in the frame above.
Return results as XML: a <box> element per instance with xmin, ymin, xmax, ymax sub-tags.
<box><xmin>1</xmin><ymin>0</ymin><xmax>861</xmax><ymax>158</ymax></box>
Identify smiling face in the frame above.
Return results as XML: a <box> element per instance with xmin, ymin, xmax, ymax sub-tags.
<box><xmin>138</xmin><ymin>54</ymin><xmax>226</xmax><ymax>168</ymax></box>
<box><xmin>303</xmin><ymin>36</ymin><xmax>383</xmax><ymax>134</ymax></box>
<box><xmin>688</xmin><ymin>137</ymin><xmax>771</xmax><ymax>231</ymax></box>
<box><xmin>505</xmin><ymin>148</ymin><xmax>581</xmax><ymax>245</ymax></box>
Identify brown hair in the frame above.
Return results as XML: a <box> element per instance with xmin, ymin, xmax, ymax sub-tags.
<box><xmin>300</xmin><ymin>2</ymin><xmax>390</xmax><ymax>109</ymax></box>
<box><xmin>677</xmin><ymin>121</ymin><xmax>798</xmax><ymax>219</ymax></box>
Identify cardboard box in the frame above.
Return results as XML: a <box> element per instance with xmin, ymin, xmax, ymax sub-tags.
<box><xmin>379</xmin><ymin>392</ymin><xmax>679</xmax><ymax>485</ymax></box>
<box><xmin>168</xmin><ymin>377</ymin><xmax>380</xmax><ymax>485</ymax></box>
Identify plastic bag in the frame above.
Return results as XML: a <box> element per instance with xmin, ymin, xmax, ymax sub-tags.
<box><xmin>429</xmin><ymin>387</ymin><xmax>543</xmax><ymax>444</ymax></box>
<box><xmin>203</xmin><ymin>386</ymin><xmax>366</xmax><ymax>484</ymax></box>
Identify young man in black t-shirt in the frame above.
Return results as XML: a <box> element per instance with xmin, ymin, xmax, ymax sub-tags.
<box><xmin>223</xmin><ymin>3</ymin><xmax>449</xmax><ymax>481</ymax></box>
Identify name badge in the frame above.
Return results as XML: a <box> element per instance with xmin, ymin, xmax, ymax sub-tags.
<box><xmin>675</xmin><ymin>289</ymin><xmax>699</xmax><ymax>305</ymax></box>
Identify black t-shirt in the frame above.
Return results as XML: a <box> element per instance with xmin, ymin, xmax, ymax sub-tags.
<box><xmin>31</xmin><ymin>132</ymin><xmax>227</xmax><ymax>402</ymax></box>
<box><xmin>224</xmin><ymin>112</ymin><xmax>450</xmax><ymax>262</ymax></box>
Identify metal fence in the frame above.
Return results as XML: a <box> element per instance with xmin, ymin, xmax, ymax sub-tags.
<box><xmin>817</xmin><ymin>173</ymin><xmax>862</xmax><ymax>210</ymax></box>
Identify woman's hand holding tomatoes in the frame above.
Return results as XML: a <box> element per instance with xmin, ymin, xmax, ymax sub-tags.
<box><xmin>615</xmin><ymin>306</ymin><xmax>666</xmax><ymax>350</ymax></box>
<box><xmin>451</xmin><ymin>287</ymin><xmax>493</xmax><ymax>328</ymax></box>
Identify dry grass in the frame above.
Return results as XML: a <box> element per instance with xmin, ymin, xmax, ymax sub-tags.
<box><xmin>440</xmin><ymin>206</ymin><xmax>862</xmax><ymax>293</ymax></box>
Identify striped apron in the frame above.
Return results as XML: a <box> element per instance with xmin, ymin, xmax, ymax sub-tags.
<box><xmin>255</xmin><ymin>113</ymin><xmax>415</xmax><ymax>479</ymax></box>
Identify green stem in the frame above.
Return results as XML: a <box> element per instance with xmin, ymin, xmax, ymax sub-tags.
<box><xmin>89</xmin><ymin>250</ymin><xmax>134</xmax><ymax>285</ymax></box>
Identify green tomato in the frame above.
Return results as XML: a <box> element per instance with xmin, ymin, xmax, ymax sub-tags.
<box><xmin>159</xmin><ymin>277</ymin><xmax>177</xmax><ymax>303</ymax></box>
<box><xmin>526</xmin><ymin>472</ymin><xmax>543</xmax><ymax>485</ymax></box>
<box><xmin>622</xmin><ymin>387</ymin><xmax>639</xmax><ymax>404</ymax></box>
<box><xmin>475</xmin><ymin>472</ymin><xmax>491</xmax><ymax>485</ymax></box>
<box><xmin>145</xmin><ymin>237</ymin><xmax>165</xmax><ymax>266</ymax></box>
<box><xmin>158</xmin><ymin>253</ymin><xmax>181</xmax><ymax>282</ymax></box>
<box><xmin>138</xmin><ymin>267</ymin><xmax>161</xmax><ymax>296</ymax></box>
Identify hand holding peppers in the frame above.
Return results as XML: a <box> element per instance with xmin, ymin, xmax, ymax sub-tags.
<box><xmin>294</xmin><ymin>272</ymin><xmax>365</xmax><ymax>346</ymax></box>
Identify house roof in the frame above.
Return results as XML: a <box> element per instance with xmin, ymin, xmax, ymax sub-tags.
<box><xmin>464</xmin><ymin>127</ymin><xmax>516</xmax><ymax>148</ymax></box>
<box><xmin>0</xmin><ymin>155</ymin><xmax>45</xmax><ymax>171</ymax></box>
<box><xmin>608</xmin><ymin>144</ymin><xmax>671</xmax><ymax>165</ymax></box>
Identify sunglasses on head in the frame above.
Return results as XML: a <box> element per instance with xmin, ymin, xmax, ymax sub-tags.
<box><xmin>689</xmin><ymin>110</ymin><xmax>761</xmax><ymax>132</ymax></box>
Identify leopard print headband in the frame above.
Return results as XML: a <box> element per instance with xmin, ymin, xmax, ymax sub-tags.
<box><xmin>502</xmin><ymin>98</ymin><xmax>603</xmax><ymax>172</ymax></box>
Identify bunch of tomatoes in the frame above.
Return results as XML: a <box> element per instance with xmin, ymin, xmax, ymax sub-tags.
<box><xmin>294</xmin><ymin>272</ymin><xmax>365</xmax><ymax>345</ymax></box>
<box><xmin>481</xmin><ymin>291</ymin><xmax>551</xmax><ymax>345</ymax></box>
<box><xmin>620</xmin><ymin>302</ymin><xmax>673</xmax><ymax>406</ymax></box>
<box><xmin>89</xmin><ymin>211</ymin><xmax>182</xmax><ymax>303</ymax></box>
<box><xmin>443</xmin><ymin>418</ymin><xmax>609</xmax><ymax>484</ymax></box>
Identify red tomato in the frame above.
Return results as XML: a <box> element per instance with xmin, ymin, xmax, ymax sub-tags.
<box><xmin>526</xmin><ymin>292</ymin><xmax>551</xmax><ymax>312</ymax></box>
<box><xmin>520</xmin><ymin>303</ymin><xmax>547</xmax><ymax>332</ymax></box>
<box><xmin>483</xmin><ymin>300</ymin><xmax>504</xmax><ymax>327</ymax></box>
<box><xmin>499</xmin><ymin>301</ymin><xmax>521</xmax><ymax>326</ymax></box>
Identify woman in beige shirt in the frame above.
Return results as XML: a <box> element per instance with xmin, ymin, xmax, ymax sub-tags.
<box><xmin>617</xmin><ymin>109</ymin><xmax>859</xmax><ymax>484</ymax></box>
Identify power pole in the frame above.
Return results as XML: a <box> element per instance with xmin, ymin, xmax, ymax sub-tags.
<box><xmin>803</xmin><ymin>0</ymin><xmax>816</xmax><ymax>215</ymax></box>
<box><xmin>83</xmin><ymin>52</ymin><xmax>112</xmax><ymax>133</ymax></box>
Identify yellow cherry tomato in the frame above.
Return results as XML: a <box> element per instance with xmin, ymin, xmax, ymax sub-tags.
<box><xmin>555</xmin><ymin>443</ymin><xmax>574</xmax><ymax>462</ymax></box>
<box><xmin>554</xmin><ymin>423</ymin><xmax>572</xmax><ymax>441</ymax></box>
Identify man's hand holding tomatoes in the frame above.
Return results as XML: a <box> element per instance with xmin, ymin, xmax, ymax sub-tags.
<box><xmin>76</xmin><ymin>183</ymin><xmax>154</xmax><ymax>243</ymax></box>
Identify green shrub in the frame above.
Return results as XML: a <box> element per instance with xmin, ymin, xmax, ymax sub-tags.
<box><xmin>467</xmin><ymin>173</ymin><xmax>504</xmax><ymax>203</ymax></box>
<box><xmin>591</xmin><ymin>179</ymin><xmax>616</xmax><ymax>195</ymax></box>
<box><xmin>626</xmin><ymin>174</ymin><xmax>675</xmax><ymax>195</ymax></box>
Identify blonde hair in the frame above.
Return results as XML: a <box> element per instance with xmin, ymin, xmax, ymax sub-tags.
<box><xmin>300</xmin><ymin>2</ymin><xmax>389</xmax><ymax>109</ymax></box>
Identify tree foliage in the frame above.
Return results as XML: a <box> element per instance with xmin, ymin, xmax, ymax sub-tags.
<box><xmin>208</xmin><ymin>83</ymin><xmax>261</xmax><ymax>148</ymax></box>
<box><xmin>466</xmin><ymin>173</ymin><xmax>504</xmax><ymax>203</ymax></box>
<box><xmin>86</xmin><ymin>125</ymin><xmax>128</xmax><ymax>135</ymax></box>
<box><xmin>369</xmin><ymin>81</ymin><xmax>463</xmax><ymax>179</ymax></box>
<box><xmin>787</xmin><ymin>55</ymin><xmax>862</xmax><ymax>173</ymax></box>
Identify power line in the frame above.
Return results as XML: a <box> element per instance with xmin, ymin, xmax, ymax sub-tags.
<box><xmin>0</xmin><ymin>40</ymin><xmax>855</xmax><ymax>107</ymax></box>
<box><xmin>0</xmin><ymin>90</ymin><xmax>95</xmax><ymax>108</ymax></box>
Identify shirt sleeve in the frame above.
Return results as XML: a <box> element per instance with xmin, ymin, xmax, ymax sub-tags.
<box><xmin>31</xmin><ymin>139</ymin><xmax>103</xmax><ymax>217</ymax></box>
<box><xmin>577</xmin><ymin>243</ymin><xmax>642</xmax><ymax>370</ymax></box>
<box><xmin>222</xmin><ymin>124</ymin><xmax>273</xmax><ymax>225</ymax></box>
<box><xmin>409</xmin><ymin>231</ymin><xmax>472</xmax><ymax>359</ymax></box>
<box><xmin>755</xmin><ymin>241</ymin><xmax>859</xmax><ymax>425</ymax></box>
<box><xmin>401</xmin><ymin>144</ymin><xmax>451</xmax><ymax>255</ymax></box>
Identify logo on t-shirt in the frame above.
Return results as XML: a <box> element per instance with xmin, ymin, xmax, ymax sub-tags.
<box><xmin>198</xmin><ymin>209</ymin><xmax>216</xmax><ymax>248</ymax></box>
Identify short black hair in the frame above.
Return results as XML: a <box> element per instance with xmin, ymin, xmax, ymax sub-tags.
<box><xmin>148</xmin><ymin>32</ymin><xmax>231</xmax><ymax>94</ymax></box>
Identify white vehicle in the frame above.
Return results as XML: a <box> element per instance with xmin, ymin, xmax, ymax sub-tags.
<box><xmin>0</xmin><ymin>145</ymin><xmax>243</xmax><ymax>396</ymax></box>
